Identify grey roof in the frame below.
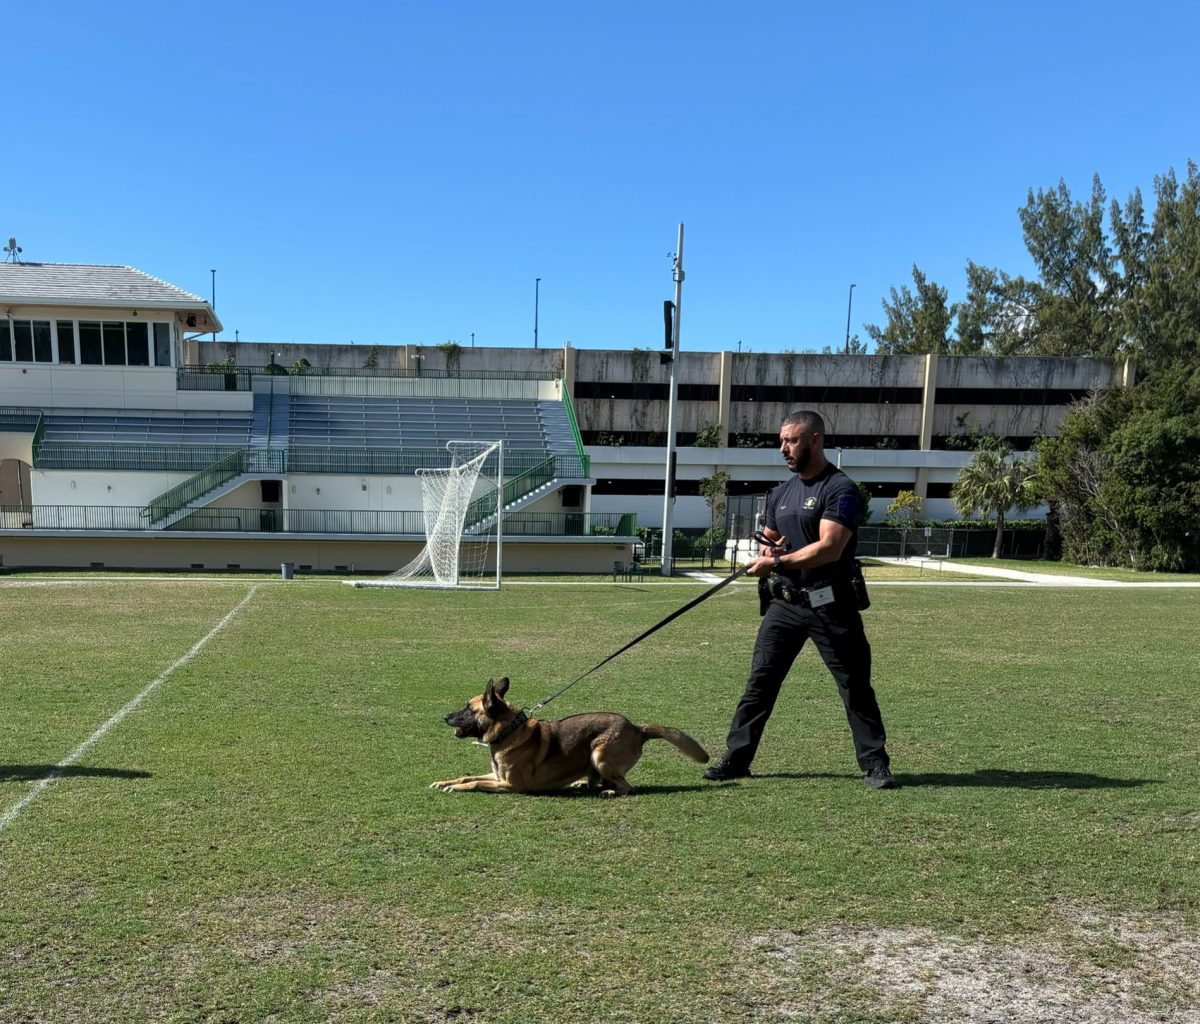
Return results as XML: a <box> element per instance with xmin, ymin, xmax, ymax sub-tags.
<box><xmin>0</xmin><ymin>262</ymin><xmax>210</xmax><ymax>309</ymax></box>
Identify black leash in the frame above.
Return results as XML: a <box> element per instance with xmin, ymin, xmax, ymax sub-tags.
<box><xmin>490</xmin><ymin>535</ymin><xmax>774</xmax><ymax>744</ymax></box>
<box><xmin>530</xmin><ymin>563</ymin><xmax>753</xmax><ymax>713</ymax></box>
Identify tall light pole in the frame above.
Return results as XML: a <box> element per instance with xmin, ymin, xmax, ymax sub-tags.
<box><xmin>210</xmin><ymin>268</ymin><xmax>217</xmax><ymax>343</ymax></box>
<box><xmin>660</xmin><ymin>223</ymin><xmax>685</xmax><ymax>577</ymax></box>
<box><xmin>844</xmin><ymin>282</ymin><xmax>856</xmax><ymax>354</ymax></box>
<box><xmin>533</xmin><ymin>277</ymin><xmax>541</xmax><ymax>349</ymax></box>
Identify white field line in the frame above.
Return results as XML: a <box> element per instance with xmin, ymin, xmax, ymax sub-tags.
<box><xmin>0</xmin><ymin>585</ymin><xmax>259</xmax><ymax>835</ymax></box>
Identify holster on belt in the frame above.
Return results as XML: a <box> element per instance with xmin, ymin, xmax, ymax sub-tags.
<box><xmin>763</xmin><ymin>573</ymin><xmax>805</xmax><ymax>609</ymax></box>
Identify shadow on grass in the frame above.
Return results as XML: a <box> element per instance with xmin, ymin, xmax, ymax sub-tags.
<box><xmin>899</xmin><ymin>768</ymin><xmax>1155</xmax><ymax>790</ymax></box>
<box><xmin>0</xmin><ymin>765</ymin><xmax>152</xmax><ymax>782</ymax></box>
<box><xmin>746</xmin><ymin>770</ymin><xmax>1156</xmax><ymax>790</ymax></box>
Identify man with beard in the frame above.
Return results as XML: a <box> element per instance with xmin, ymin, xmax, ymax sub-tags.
<box><xmin>703</xmin><ymin>410</ymin><xmax>896</xmax><ymax>789</ymax></box>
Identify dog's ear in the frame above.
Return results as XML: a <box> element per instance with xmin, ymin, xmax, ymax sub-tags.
<box><xmin>495</xmin><ymin>677</ymin><xmax>510</xmax><ymax>698</ymax></box>
<box><xmin>483</xmin><ymin>679</ymin><xmax>504</xmax><ymax>717</ymax></box>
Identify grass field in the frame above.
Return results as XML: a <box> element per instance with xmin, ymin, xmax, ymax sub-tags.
<box><xmin>2</xmin><ymin>576</ymin><xmax>1198</xmax><ymax>1023</ymax></box>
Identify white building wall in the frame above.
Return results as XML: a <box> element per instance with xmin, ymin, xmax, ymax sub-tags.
<box><xmin>285</xmin><ymin>474</ymin><xmax>423</xmax><ymax>510</ymax></box>
<box><xmin>32</xmin><ymin>468</ymin><xmax>192</xmax><ymax>506</ymax></box>
<box><xmin>0</xmin><ymin>365</ymin><xmax>251</xmax><ymax>412</ymax></box>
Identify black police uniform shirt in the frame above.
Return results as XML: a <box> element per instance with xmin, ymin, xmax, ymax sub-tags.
<box><xmin>763</xmin><ymin>463</ymin><xmax>861</xmax><ymax>586</ymax></box>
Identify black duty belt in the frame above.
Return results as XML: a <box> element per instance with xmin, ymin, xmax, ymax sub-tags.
<box><xmin>764</xmin><ymin>574</ymin><xmax>845</xmax><ymax>607</ymax></box>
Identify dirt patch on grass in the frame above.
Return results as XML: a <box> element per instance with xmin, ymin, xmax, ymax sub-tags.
<box><xmin>749</xmin><ymin>908</ymin><xmax>1200</xmax><ymax>1023</ymax></box>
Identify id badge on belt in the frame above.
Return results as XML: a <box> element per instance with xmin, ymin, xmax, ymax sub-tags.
<box><xmin>807</xmin><ymin>585</ymin><xmax>835</xmax><ymax>608</ymax></box>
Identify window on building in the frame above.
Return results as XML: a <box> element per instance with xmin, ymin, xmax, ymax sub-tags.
<box><xmin>59</xmin><ymin>319</ymin><xmax>172</xmax><ymax>366</ymax></box>
<box><xmin>8</xmin><ymin>320</ymin><xmax>54</xmax><ymax>362</ymax></box>
<box><xmin>153</xmin><ymin>323</ymin><xmax>172</xmax><ymax>366</ymax></box>
<box><xmin>78</xmin><ymin>322</ymin><xmax>103</xmax><ymax>364</ymax></box>
<box><xmin>102</xmin><ymin>322</ymin><xmax>126</xmax><ymax>365</ymax></box>
<box><xmin>33</xmin><ymin>322</ymin><xmax>52</xmax><ymax>361</ymax></box>
<box><xmin>57</xmin><ymin>321</ymin><xmax>76</xmax><ymax>363</ymax></box>
<box><xmin>1</xmin><ymin>318</ymin><xmax>173</xmax><ymax>366</ymax></box>
<box><xmin>126</xmin><ymin>322</ymin><xmax>150</xmax><ymax>366</ymax></box>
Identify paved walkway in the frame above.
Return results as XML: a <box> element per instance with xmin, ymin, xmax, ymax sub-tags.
<box><xmin>872</xmin><ymin>556</ymin><xmax>1200</xmax><ymax>588</ymax></box>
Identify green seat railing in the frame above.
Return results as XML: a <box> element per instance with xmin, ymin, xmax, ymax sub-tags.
<box><xmin>141</xmin><ymin>448</ymin><xmax>287</xmax><ymax>525</ymax></box>
<box><xmin>464</xmin><ymin>454</ymin><xmax>557</xmax><ymax>529</ymax></box>
<box><xmin>142</xmin><ymin>450</ymin><xmax>246</xmax><ymax>525</ymax></box>
<box><xmin>560</xmin><ymin>383</ymin><xmax>590</xmax><ymax>476</ymax></box>
<box><xmin>3</xmin><ymin>506</ymin><xmax>640</xmax><ymax>537</ymax></box>
<box><xmin>33</xmin><ymin>442</ymin><xmax>245</xmax><ymax>472</ymax></box>
<box><xmin>31</xmin><ymin>411</ymin><xmax>45</xmax><ymax>462</ymax></box>
<box><xmin>0</xmin><ymin>406</ymin><xmax>43</xmax><ymax>430</ymax></box>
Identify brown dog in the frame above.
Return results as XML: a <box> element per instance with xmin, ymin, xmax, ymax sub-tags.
<box><xmin>431</xmin><ymin>677</ymin><xmax>710</xmax><ymax>796</ymax></box>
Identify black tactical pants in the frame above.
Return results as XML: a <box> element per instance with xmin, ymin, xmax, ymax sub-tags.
<box><xmin>722</xmin><ymin>595</ymin><xmax>889</xmax><ymax>772</ymax></box>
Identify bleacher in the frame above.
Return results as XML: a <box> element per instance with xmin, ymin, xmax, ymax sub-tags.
<box><xmin>42</xmin><ymin>410</ymin><xmax>254</xmax><ymax>446</ymax></box>
<box><xmin>287</xmin><ymin>396</ymin><xmax>577</xmax><ymax>452</ymax></box>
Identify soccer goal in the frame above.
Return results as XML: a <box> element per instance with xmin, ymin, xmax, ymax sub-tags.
<box><xmin>353</xmin><ymin>440</ymin><xmax>503</xmax><ymax>590</ymax></box>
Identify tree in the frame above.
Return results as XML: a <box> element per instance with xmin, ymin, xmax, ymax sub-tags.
<box><xmin>1016</xmin><ymin>175</ymin><xmax>1121</xmax><ymax>358</ymax></box>
<box><xmin>951</xmin><ymin>441</ymin><xmax>1039</xmax><ymax>558</ymax></box>
<box><xmin>698</xmin><ymin>470</ymin><xmax>730</xmax><ymax>552</ymax></box>
<box><xmin>865</xmin><ymin>264</ymin><xmax>954</xmax><ymax>354</ymax></box>
<box><xmin>1037</xmin><ymin>367</ymin><xmax>1200</xmax><ymax>570</ymax></box>
<box><xmin>854</xmin><ymin>480</ymin><xmax>874</xmax><ymax>525</ymax></box>
<box><xmin>886</xmin><ymin>490</ymin><xmax>923</xmax><ymax>525</ymax></box>
<box><xmin>694</xmin><ymin>422</ymin><xmax>722</xmax><ymax>447</ymax></box>
<box><xmin>1113</xmin><ymin>163</ymin><xmax>1200</xmax><ymax>375</ymax></box>
<box><xmin>954</xmin><ymin>261</ymin><xmax>1037</xmax><ymax>354</ymax></box>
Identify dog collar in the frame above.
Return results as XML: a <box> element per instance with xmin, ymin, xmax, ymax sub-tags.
<box><xmin>489</xmin><ymin>709</ymin><xmax>529</xmax><ymax>747</ymax></box>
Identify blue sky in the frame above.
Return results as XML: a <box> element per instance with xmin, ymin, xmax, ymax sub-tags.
<box><xmin>5</xmin><ymin>1</ymin><xmax>1197</xmax><ymax>353</ymax></box>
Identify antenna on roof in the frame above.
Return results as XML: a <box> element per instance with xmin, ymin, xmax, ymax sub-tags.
<box><xmin>3</xmin><ymin>237</ymin><xmax>23</xmax><ymax>263</ymax></box>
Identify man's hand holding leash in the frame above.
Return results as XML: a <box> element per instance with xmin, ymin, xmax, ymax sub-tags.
<box><xmin>745</xmin><ymin>529</ymin><xmax>788</xmax><ymax>578</ymax></box>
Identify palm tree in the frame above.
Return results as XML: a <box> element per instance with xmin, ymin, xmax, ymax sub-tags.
<box><xmin>952</xmin><ymin>443</ymin><xmax>1039</xmax><ymax>558</ymax></box>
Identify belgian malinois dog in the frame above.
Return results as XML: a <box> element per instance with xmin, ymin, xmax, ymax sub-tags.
<box><xmin>431</xmin><ymin>677</ymin><xmax>710</xmax><ymax>796</ymax></box>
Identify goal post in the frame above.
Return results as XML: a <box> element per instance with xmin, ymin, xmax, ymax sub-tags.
<box><xmin>352</xmin><ymin>440</ymin><xmax>503</xmax><ymax>590</ymax></box>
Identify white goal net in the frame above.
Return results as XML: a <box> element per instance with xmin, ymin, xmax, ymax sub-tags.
<box><xmin>353</xmin><ymin>440</ymin><xmax>503</xmax><ymax>590</ymax></box>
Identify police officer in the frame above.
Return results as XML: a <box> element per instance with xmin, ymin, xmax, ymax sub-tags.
<box><xmin>703</xmin><ymin>410</ymin><xmax>896</xmax><ymax>789</ymax></box>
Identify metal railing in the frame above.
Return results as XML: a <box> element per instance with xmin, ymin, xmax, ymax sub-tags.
<box><xmin>285</xmin><ymin>374</ymin><xmax>547</xmax><ymax>400</ymax></box>
<box><xmin>181</xmin><ymin>364</ymin><xmax>560</xmax><ymax>380</ymax></box>
<box><xmin>141</xmin><ymin>449</ymin><xmax>288</xmax><ymax>525</ymax></box>
<box><xmin>177</xmin><ymin>367</ymin><xmax>255</xmax><ymax>391</ymax></box>
<box><xmin>32</xmin><ymin>441</ymin><xmax>246</xmax><ymax>472</ymax></box>
<box><xmin>30</xmin><ymin>439</ymin><xmax>591</xmax><ymax>478</ymax></box>
<box><xmin>560</xmin><ymin>386</ymin><xmax>590</xmax><ymax>475</ymax></box>
<box><xmin>134</xmin><ymin>447</ymin><xmax>585</xmax><ymax>529</ymax></box>
<box><xmin>464</xmin><ymin>454</ymin><xmax>557</xmax><ymax>528</ymax></box>
<box><xmin>142</xmin><ymin>450</ymin><xmax>245</xmax><ymax>524</ymax></box>
<box><xmin>0</xmin><ymin>407</ymin><xmax>42</xmax><ymax>430</ymax></box>
<box><xmin>31</xmin><ymin>411</ymin><xmax>44</xmax><ymax>462</ymax></box>
<box><xmin>1</xmin><ymin>505</ymin><xmax>639</xmax><ymax>538</ymax></box>
<box><xmin>857</xmin><ymin>525</ymin><xmax>1047</xmax><ymax>559</ymax></box>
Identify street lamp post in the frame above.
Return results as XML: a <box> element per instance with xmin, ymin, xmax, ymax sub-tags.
<box><xmin>210</xmin><ymin>268</ymin><xmax>217</xmax><ymax>344</ymax></box>
<box><xmin>534</xmin><ymin>277</ymin><xmax>541</xmax><ymax>349</ymax></box>
<box><xmin>844</xmin><ymin>283</ymin><xmax>857</xmax><ymax>354</ymax></box>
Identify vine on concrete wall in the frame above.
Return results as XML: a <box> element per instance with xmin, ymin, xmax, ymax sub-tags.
<box><xmin>630</xmin><ymin>348</ymin><xmax>651</xmax><ymax>382</ymax></box>
<box><xmin>437</xmin><ymin>342</ymin><xmax>463</xmax><ymax>375</ymax></box>
<box><xmin>781</xmin><ymin>349</ymin><xmax>796</xmax><ymax>384</ymax></box>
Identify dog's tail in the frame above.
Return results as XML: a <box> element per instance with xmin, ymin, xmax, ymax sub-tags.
<box><xmin>640</xmin><ymin>725</ymin><xmax>710</xmax><ymax>763</ymax></box>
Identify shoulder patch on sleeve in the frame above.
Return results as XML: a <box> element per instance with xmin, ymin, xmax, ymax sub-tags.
<box><xmin>835</xmin><ymin>493</ymin><xmax>860</xmax><ymax>522</ymax></box>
